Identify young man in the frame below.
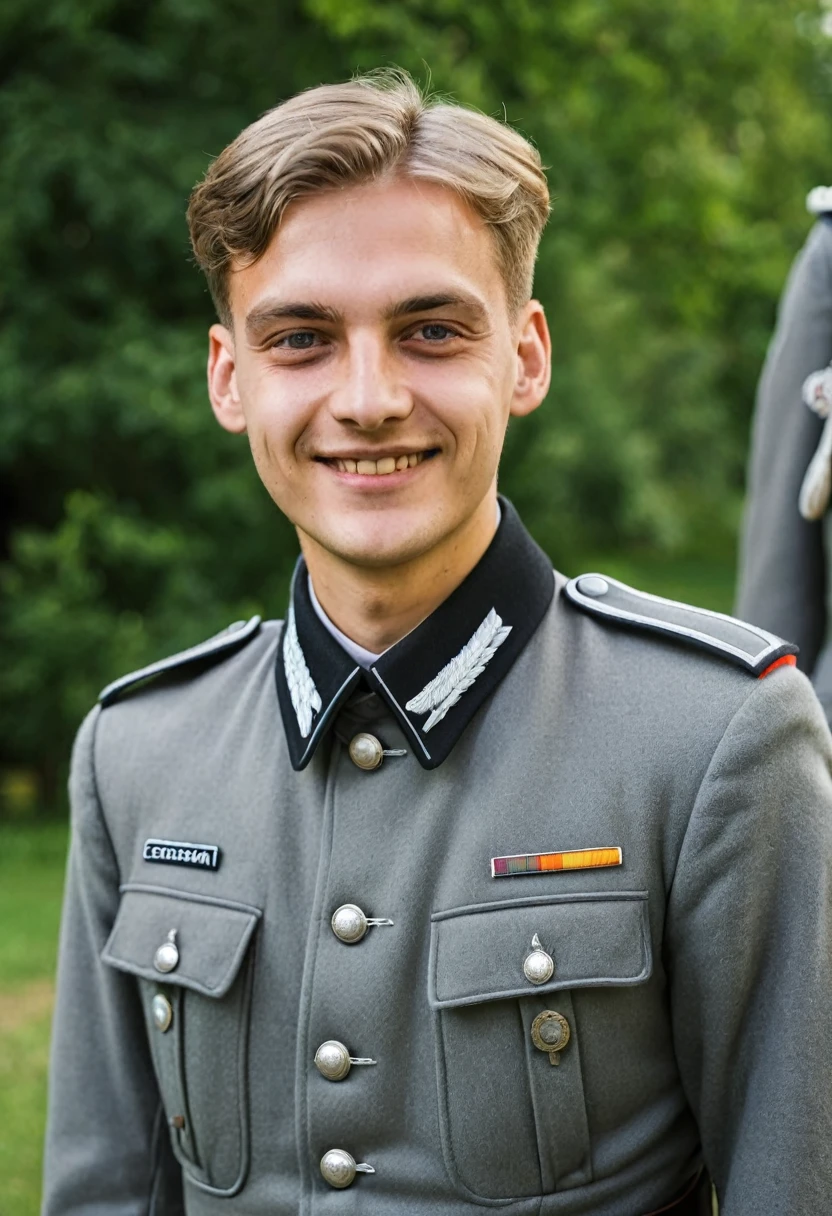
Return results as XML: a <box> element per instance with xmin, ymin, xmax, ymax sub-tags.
<box><xmin>43</xmin><ymin>72</ymin><xmax>832</xmax><ymax>1215</ymax></box>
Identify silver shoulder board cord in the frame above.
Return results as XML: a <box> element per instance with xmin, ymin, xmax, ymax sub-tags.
<box><xmin>565</xmin><ymin>575</ymin><xmax>796</xmax><ymax>677</ymax></box>
<box><xmin>98</xmin><ymin>616</ymin><xmax>262</xmax><ymax>707</ymax></box>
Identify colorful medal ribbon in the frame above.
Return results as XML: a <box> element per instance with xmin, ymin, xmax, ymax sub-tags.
<box><xmin>491</xmin><ymin>847</ymin><xmax>622</xmax><ymax>878</ymax></box>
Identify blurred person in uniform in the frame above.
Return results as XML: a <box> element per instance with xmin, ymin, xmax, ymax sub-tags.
<box><xmin>43</xmin><ymin>72</ymin><xmax>832</xmax><ymax>1216</ymax></box>
<box><xmin>736</xmin><ymin>187</ymin><xmax>832</xmax><ymax>723</ymax></box>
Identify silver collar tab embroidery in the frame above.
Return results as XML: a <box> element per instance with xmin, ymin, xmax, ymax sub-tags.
<box><xmin>405</xmin><ymin>607</ymin><xmax>512</xmax><ymax>732</ymax></box>
<box><xmin>284</xmin><ymin>602</ymin><xmax>323</xmax><ymax>737</ymax></box>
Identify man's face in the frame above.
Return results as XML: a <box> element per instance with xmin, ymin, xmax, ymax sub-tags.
<box><xmin>208</xmin><ymin>177</ymin><xmax>550</xmax><ymax>570</ymax></box>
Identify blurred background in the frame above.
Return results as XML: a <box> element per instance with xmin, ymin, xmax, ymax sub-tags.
<box><xmin>3</xmin><ymin>0</ymin><xmax>832</xmax><ymax>1207</ymax></box>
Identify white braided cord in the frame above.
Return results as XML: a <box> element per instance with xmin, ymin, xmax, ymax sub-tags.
<box><xmin>284</xmin><ymin>602</ymin><xmax>322</xmax><ymax>737</ymax></box>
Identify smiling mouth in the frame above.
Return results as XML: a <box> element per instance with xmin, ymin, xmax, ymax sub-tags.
<box><xmin>317</xmin><ymin>450</ymin><xmax>438</xmax><ymax>476</ymax></box>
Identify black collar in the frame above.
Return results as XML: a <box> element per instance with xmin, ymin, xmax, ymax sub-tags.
<box><xmin>275</xmin><ymin>499</ymin><xmax>555</xmax><ymax>771</ymax></box>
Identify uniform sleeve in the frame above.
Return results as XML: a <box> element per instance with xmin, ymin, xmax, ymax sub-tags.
<box><xmin>665</xmin><ymin>667</ymin><xmax>832</xmax><ymax>1213</ymax></box>
<box><xmin>735</xmin><ymin>221</ymin><xmax>832</xmax><ymax>673</ymax></box>
<box><xmin>42</xmin><ymin>707</ymin><xmax>184</xmax><ymax>1215</ymax></box>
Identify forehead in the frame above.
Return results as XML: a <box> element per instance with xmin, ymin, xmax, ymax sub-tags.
<box><xmin>228</xmin><ymin>177</ymin><xmax>506</xmax><ymax>322</ymax></box>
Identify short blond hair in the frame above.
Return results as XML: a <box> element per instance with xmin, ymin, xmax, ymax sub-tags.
<box><xmin>187</xmin><ymin>70</ymin><xmax>550</xmax><ymax>324</ymax></box>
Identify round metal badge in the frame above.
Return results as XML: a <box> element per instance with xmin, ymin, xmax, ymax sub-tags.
<box><xmin>530</xmin><ymin>1009</ymin><xmax>571</xmax><ymax>1065</ymax></box>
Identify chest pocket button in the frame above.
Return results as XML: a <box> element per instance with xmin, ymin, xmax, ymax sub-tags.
<box><xmin>154</xmin><ymin>929</ymin><xmax>180</xmax><ymax>974</ymax></box>
<box><xmin>523</xmin><ymin>933</ymin><xmax>554</xmax><ymax>985</ymax></box>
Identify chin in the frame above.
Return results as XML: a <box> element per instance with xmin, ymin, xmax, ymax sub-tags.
<box><xmin>316</xmin><ymin>512</ymin><xmax>444</xmax><ymax>570</ymax></box>
<box><xmin>328</xmin><ymin>533</ymin><xmax>434</xmax><ymax>571</ymax></box>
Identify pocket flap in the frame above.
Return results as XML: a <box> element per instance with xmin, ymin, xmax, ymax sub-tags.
<box><xmin>102</xmin><ymin>884</ymin><xmax>262</xmax><ymax>998</ymax></box>
<box><xmin>428</xmin><ymin>891</ymin><xmax>650</xmax><ymax>1008</ymax></box>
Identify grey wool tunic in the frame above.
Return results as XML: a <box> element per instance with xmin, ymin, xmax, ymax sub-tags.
<box><xmin>44</xmin><ymin>503</ymin><xmax>832</xmax><ymax>1214</ymax></box>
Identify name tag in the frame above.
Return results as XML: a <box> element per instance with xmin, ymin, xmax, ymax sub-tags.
<box><xmin>143</xmin><ymin>838</ymin><xmax>221</xmax><ymax>871</ymax></box>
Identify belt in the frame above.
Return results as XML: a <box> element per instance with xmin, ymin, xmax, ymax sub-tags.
<box><xmin>644</xmin><ymin>1169</ymin><xmax>712</xmax><ymax>1216</ymax></box>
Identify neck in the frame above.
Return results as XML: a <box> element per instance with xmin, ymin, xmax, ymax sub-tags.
<box><xmin>299</xmin><ymin>494</ymin><xmax>500</xmax><ymax>654</ymax></box>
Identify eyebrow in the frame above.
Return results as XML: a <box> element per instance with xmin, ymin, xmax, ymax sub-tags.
<box><xmin>245</xmin><ymin>291</ymin><xmax>489</xmax><ymax>339</ymax></box>
<box><xmin>245</xmin><ymin>301</ymin><xmax>339</xmax><ymax>339</ymax></box>
<box><xmin>384</xmin><ymin>293</ymin><xmax>489</xmax><ymax>322</ymax></box>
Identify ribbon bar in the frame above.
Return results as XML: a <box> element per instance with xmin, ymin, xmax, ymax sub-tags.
<box><xmin>491</xmin><ymin>847</ymin><xmax>623</xmax><ymax>878</ymax></box>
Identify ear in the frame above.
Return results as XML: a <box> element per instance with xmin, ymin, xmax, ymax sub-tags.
<box><xmin>208</xmin><ymin>324</ymin><xmax>247</xmax><ymax>434</ymax></box>
<box><xmin>510</xmin><ymin>301</ymin><xmax>551</xmax><ymax>418</ymax></box>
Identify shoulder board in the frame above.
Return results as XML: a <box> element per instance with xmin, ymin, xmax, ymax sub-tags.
<box><xmin>565</xmin><ymin>575</ymin><xmax>797</xmax><ymax>678</ymax></box>
<box><xmin>98</xmin><ymin>616</ymin><xmax>262</xmax><ymax>707</ymax></box>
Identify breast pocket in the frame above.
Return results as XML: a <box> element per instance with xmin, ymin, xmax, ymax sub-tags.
<box><xmin>101</xmin><ymin>883</ymin><xmax>262</xmax><ymax>1197</ymax></box>
<box><xmin>428</xmin><ymin>891</ymin><xmax>652</xmax><ymax>1204</ymax></box>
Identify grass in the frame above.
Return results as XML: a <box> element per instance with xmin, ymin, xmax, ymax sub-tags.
<box><xmin>0</xmin><ymin>555</ymin><xmax>734</xmax><ymax>1214</ymax></box>
<box><xmin>0</xmin><ymin>1005</ymin><xmax>55</xmax><ymax>1215</ymax></box>
<box><xmin>0</xmin><ymin>822</ymin><xmax>68</xmax><ymax>1216</ymax></box>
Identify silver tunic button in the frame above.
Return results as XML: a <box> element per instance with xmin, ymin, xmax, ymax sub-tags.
<box><xmin>153</xmin><ymin>929</ymin><xmax>179</xmax><ymax>974</ymax></box>
<box><xmin>151</xmin><ymin>993</ymin><xmax>173</xmax><ymax>1033</ymax></box>
<box><xmin>331</xmin><ymin>904</ymin><xmax>367</xmax><ymax>943</ymax></box>
<box><xmin>331</xmin><ymin>903</ymin><xmax>394</xmax><ymax>944</ymax></box>
<box><xmin>315</xmin><ymin>1040</ymin><xmax>352</xmax><ymax>1080</ymax></box>
<box><xmin>347</xmin><ymin>732</ymin><xmax>407</xmax><ymax>770</ymax></box>
<box><xmin>314</xmin><ymin>1039</ymin><xmax>377</xmax><ymax>1081</ymax></box>
<box><xmin>320</xmin><ymin>1148</ymin><xmax>375</xmax><ymax>1188</ymax></box>
<box><xmin>349</xmin><ymin>733</ymin><xmax>384</xmax><ymax>770</ymax></box>
<box><xmin>523</xmin><ymin>933</ymin><xmax>554</xmax><ymax>985</ymax></box>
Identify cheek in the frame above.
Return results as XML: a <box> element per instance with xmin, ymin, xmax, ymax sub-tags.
<box><xmin>244</xmin><ymin>429</ymin><xmax>278</xmax><ymax>491</ymax></box>
<box><xmin>242</xmin><ymin>404</ymin><xmax>302</xmax><ymax>486</ymax></box>
<box><xmin>238</xmin><ymin>368</ymin><xmax>313</xmax><ymax>461</ymax></box>
<box><xmin>416</xmin><ymin>361</ymin><xmax>510</xmax><ymax>450</ymax></box>
<box><xmin>245</xmin><ymin>423</ymin><xmax>304</xmax><ymax>511</ymax></box>
<box><xmin>248</xmin><ymin>427</ymin><xmax>271</xmax><ymax>467</ymax></box>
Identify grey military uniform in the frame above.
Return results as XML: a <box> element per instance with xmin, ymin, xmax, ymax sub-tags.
<box><xmin>44</xmin><ymin>502</ymin><xmax>832</xmax><ymax>1214</ymax></box>
<box><xmin>736</xmin><ymin>209</ymin><xmax>832</xmax><ymax>720</ymax></box>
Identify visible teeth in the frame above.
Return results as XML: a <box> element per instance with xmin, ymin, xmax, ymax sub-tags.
<box><xmin>333</xmin><ymin>452</ymin><xmax>427</xmax><ymax>475</ymax></box>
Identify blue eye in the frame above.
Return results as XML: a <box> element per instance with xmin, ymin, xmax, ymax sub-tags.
<box><xmin>284</xmin><ymin>332</ymin><xmax>317</xmax><ymax>349</ymax></box>
<box><xmin>420</xmin><ymin>324</ymin><xmax>453</xmax><ymax>340</ymax></box>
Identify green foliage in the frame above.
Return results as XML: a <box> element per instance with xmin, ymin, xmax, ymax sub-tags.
<box><xmin>2</xmin><ymin>0</ymin><xmax>832</xmax><ymax>805</ymax></box>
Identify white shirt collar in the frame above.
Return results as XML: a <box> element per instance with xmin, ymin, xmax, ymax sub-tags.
<box><xmin>308</xmin><ymin>576</ymin><xmax>382</xmax><ymax>669</ymax></box>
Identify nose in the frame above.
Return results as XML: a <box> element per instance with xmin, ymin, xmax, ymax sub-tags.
<box><xmin>329</xmin><ymin>332</ymin><xmax>413</xmax><ymax>430</ymax></box>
